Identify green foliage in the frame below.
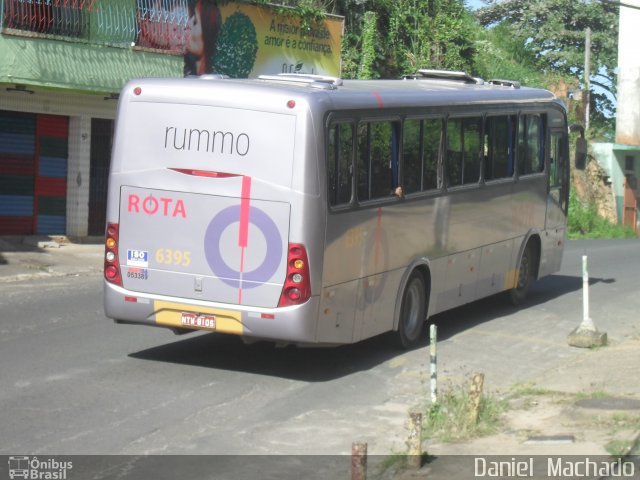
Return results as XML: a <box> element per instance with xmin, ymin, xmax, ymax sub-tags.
<box><xmin>476</xmin><ymin>0</ymin><xmax>618</xmax><ymax>136</ymax></box>
<box><xmin>567</xmin><ymin>190</ymin><xmax>636</xmax><ymax>239</ymax></box>
<box><xmin>472</xmin><ymin>22</ymin><xmax>547</xmax><ymax>87</ymax></box>
<box><xmin>259</xmin><ymin>0</ymin><xmax>327</xmax><ymax>33</ymax></box>
<box><xmin>358</xmin><ymin>11</ymin><xmax>378</xmax><ymax>79</ymax></box>
<box><xmin>264</xmin><ymin>0</ymin><xmax>618</xmax><ymax>140</ymax></box>
<box><xmin>423</xmin><ymin>384</ymin><xmax>507</xmax><ymax>442</ymax></box>
<box><xmin>311</xmin><ymin>0</ymin><xmax>478</xmax><ymax>79</ymax></box>
<box><xmin>213</xmin><ymin>12</ymin><xmax>258</xmax><ymax>78</ymax></box>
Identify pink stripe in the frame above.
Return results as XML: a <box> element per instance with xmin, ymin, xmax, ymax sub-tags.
<box><xmin>238</xmin><ymin>176</ymin><xmax>251</xmax><ymax>248</ymax></box>
<box><xmin>372</xmin><ymin>91</ymin><xmax>384</xmax><ymax>108</ymax></box>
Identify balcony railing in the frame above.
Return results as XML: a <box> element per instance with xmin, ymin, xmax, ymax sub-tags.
<box><xmin>1</xmin><ymin>0</ymin><xmax>189</xmax><ymax>54</ymax></box>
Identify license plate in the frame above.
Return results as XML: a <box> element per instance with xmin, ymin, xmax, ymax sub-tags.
<box><xmin>181</xmin><ymin>312</ymin><xmax>216</xmax><ymax>329</ymax></box>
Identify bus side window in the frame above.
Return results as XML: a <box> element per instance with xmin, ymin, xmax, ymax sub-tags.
<box><xmin>463</xmin><ymin>117</ymin><xmax>482</xmax><ymax>184</ymax></box>
<box><xmin>485</xmin><ymin>115</ymin><xmax>515</xmax><ymax>181</ymax></box>
<box><xmin>357</xmin><ymin>120</ymin><xmax>400</xmax><ymax>201</ymax></box>
<box><xmin>447</xmin><ymin>119</ymin><xmax>463</xmax><ymax>187</ymax></box>
<box><xmin>403</xmin><ymin>118</ymin><xmax>441</xmax><ymax>194</ymax></box>
<box><xmin>528</xmin><ymin>115</ymin><xmax>544</xmax><ymax>173</ymax></box>
<box><xmin>446</xmin><ymin>117</ymin><xmax>481</xmax><ymax>187</ymax></box>
<box><xmin>423</xmin><ymin>119</ymin><xmax>441</xmax><ymax>191</ymax></box>
<box><xmin>328</xmin><ymin>122</ymin><xmax>354</xmax><ymax>206</ymax></box>
<box><xmin>518</xmin><ymin>114</ymin><xmax>545</xmax><ymax>176</ymax></box>
<box><xmin>357</xmin><ymin>122</ymin><xmax>371</xmax><ymax>201</ymax></box>
<box><xmin>403</xmin><ymin>119</ymin><xmax>422</xmax><ymax>194</ymax></box>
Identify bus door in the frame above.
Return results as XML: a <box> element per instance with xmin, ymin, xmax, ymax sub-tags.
<box><xmin>542</xmin><ymin>127</ymin><xmax>569</xmax><ymax>275</ymax></box>
<box><xmin>546</xmin><ymin>128</ymin><xmax>569</xmax><ymax>226</ymax></box>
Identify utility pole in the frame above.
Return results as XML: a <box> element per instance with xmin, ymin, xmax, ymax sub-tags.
<box><xmin>584</xmin><ymin>27</ymin><xmax>591</xmax><ymax>132</ymax></box>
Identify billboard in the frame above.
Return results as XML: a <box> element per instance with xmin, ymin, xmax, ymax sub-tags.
<box><xmin>182</xmin><ymin>1</ymin><xmax>343</xmax><ymax>78</ymax></box>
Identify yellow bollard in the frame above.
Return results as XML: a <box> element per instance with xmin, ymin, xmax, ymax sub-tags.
<box><xmin>468</xmin><ymin>372</ymin><xmax>485</xmax><ymax>425</ymax></box>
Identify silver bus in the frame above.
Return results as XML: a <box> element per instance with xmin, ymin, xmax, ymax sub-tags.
<box><xmin>103</xmin><ymin>71</ymin><xmax>569</xmax><ymax>349</ymax></box>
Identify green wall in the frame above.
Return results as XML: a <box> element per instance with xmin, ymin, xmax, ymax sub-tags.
<box><xmin>0</xmin><ymin>32</ymin><xmax>182</xmax><ymax>94</ymax></box>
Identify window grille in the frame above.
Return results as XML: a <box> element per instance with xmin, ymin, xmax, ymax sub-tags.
<box><xmin>2</xmin><ymin>0</ymin><xmax>95</xmax><ymax>38</ymax></box>
<box><xmin>2</xmin><ymin>0</ymin><xmax>189</xmax><ymax>53</ymax></box>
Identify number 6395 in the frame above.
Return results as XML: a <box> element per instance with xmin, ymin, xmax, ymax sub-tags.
<box><xmin>155</xmin><ymin>248</ymin><xmax>191</xmax><ymax>267</ymax></box>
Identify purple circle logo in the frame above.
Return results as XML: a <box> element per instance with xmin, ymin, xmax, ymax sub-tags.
<box><xmin>204</xmin><ymin>205</ymin><xmax>283</xmax><ymax>289</ymax></box>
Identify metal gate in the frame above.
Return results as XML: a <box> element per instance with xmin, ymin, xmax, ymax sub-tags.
<box><xmin>0</xmin><ymin>110</ymin><xmax>36</xmax><ymax>234</ymax></box>
<box><xmin>35</xmin><ymin>114</ymin><xmax>69</xmax><ymax>234</ymax></box>
<box><xmin>0</xmin><ymin>110</ymin><xmax>69</xmax><ymax>235</ymax></box>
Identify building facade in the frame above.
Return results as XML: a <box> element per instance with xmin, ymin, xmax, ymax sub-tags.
<box><xmin>591</xmin><ymin>0</ymin><xmax>640</xmax><ymax>232</ymax></box>
<box><xmin>0</xmin><ymin>0</ymin><xmax>184</xmax><ymax>236</ymax></box>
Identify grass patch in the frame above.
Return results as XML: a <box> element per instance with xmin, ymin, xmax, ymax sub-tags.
<box><xmin>423</xmin><ymin>384</ymin><xmax>508</xmax><ymax>443</ymax></box>
<box><xmin>568</xmin><ymin>191</ymin><xmax>636</xmax><ymax>239</ymax></box>
<box><xmin>575</xmin><ymin>390</ymin><xmax>611</xmax><ymax>401</ymax></box>
<box><xmin>605</xmin><ymin>439</ymin><xmax>636</xmax><ymax>456</ymax></box>
<box><xmin>378</xmin><ymin>452</ymin><xmax>408</xmax><ymax>472</ymax></box>
<box><xmin>601</xmin><ymin>413</ymin><xmax>640</xmax><ymax>456</ymax></box>
<box><xmin>510</xmin><ymin>382</ymin><xmax>558</xmax><ymax>397</ymax></box>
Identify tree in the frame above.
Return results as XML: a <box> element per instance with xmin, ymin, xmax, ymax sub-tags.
<box><xmin>266</xmin><ymin>0</ymin><xmax>478</xmax><ymax>79</ymax></box>
<box><xmin>476</xmin><ymin>0</ymin><xmax>618</xmax><ymax>136</ymax></box>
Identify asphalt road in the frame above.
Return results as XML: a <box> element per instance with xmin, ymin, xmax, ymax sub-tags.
<box><xmin>1</xmin><ymin>239</ymin><xmax>639</xmax><ymax>460</ymax></box>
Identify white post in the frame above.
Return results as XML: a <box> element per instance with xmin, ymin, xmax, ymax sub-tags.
<box><xmin>568</xmin><ymin>254</ymin><xmax>607</xmax><ymax>348</ymax></box>
<box><xmin>430</xmin><ymin>324</ymin><xmax>437</xmax><ymax>404</ymax></box>
<box><xmin>582</xmin><ymin>255</ymin><xmax>595</xmax><ymax>330</ymax></box>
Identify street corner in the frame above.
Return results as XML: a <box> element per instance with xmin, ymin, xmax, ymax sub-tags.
<box><xmin>0</xmin><ymin>236</ymin><xmax>104</xmax><ymax>282</ymax></box>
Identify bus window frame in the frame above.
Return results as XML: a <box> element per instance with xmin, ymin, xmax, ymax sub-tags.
<box><xmin>443</xmin><ymin>114</ymin><xmax>484</xmax><ymax>191</ymax></box>
<box><xmin>326</xmin><ymin>118</ymin><xmax>357</xmax><ymax>210</ymax></box>
<box><xmin>515</xmin><ymin>111</ymin><xmax>547</xmax><ymax>179</ymax></box>
<box><xmin>401</xmin><ymin>114</ymin><xmax>445</xmax><ymax>198</ymax></box>
<box><xmin>355</xmin><ymin>115</ymin><xmax>403</xmax><ymax>205</ymax></box>
<box><xmin>325</xmin><ymin>107</ymin><xmax>559</xmax><ymax>214</ymax></box>
<box><xmin>483</xmin><ymin>113</ymin><xmax>518</xmax><ymax>185</ymax></box>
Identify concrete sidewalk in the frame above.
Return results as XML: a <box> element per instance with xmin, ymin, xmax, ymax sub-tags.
<box><xmin>396</xmin><ymin>335</ymin><xmax>640</xmax><ymax>479</ymax></box>
<box><xmin>0</xmin><ymin>235</ymin><xmax>103</xmax><ymax>282</ymax></box>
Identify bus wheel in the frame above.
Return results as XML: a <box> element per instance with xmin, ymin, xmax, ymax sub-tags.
<box><xmin>509</xmin><ymin>243</ymin><xmax>536</xmax><ymax>306</ymax></box>
<box><xmin>395</xmin><ymin>271</ymin><xmax>427</xmax><ymax>349</ymax></box>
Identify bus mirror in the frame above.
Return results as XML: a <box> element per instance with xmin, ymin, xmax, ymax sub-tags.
<box><xmin>575</xmin><ymin>137</ymin><xmax>587</xmax><ymax>170</ymax></box>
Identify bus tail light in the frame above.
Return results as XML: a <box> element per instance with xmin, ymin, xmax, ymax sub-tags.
<box><xmin>278</xmin><ymin>243</ymin><xmax>311</xmax><ymax>307</ymax></box>
<box><xmin>104</xmin><ymin>223</ymin><xmax>122</xmax><ymax>286</ymax></box>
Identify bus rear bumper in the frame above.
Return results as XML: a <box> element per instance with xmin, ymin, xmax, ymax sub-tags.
<box><xmin>104</xmin><ymin>282</ymin><xmax>321</xmax><ymax>344</ymax></box>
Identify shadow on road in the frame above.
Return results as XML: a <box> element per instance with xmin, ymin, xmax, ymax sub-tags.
<box><xmin>431</xmin><ymin>274</ymin><xmax>614</xmax><ymax>342</ymax></box>
<box><xmin>129</xmin><ymin>273</ymin><xmax>613</xmax><ymax>381</ymax></box>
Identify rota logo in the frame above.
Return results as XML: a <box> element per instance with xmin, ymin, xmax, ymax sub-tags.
<box><xmin>128</xmin><ymin>194</ymin><xmax>187</xmax><ymax>218</ymax></box>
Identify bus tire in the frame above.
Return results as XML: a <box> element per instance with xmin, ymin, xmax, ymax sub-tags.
<box><xmin>394</xmin><ymin>271</ymin><xmax>427</xmax><ymax>349</ymax></box>
<box><xmin>509</xmin><ymin>242</ymin><xmax>537</xmax><ymax>306</ymax></box>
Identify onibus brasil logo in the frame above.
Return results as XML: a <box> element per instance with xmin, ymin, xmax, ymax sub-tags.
<box><xmin>8</xmin><ymin>456</ymin><xmax>72</xmax><ymax>479</ymax></box>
